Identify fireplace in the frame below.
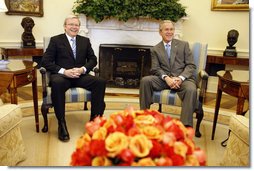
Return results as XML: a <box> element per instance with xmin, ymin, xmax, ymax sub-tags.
<box><xmin>99</xmin><ymin>44</ymin><xmax>152</xmax><ymax>88</ymax></box>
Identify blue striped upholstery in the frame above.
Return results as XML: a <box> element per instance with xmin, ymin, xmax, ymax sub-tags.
<box><xmin>43</xmin><ymin>87</ymin><xmax>91</xmax><ymax>104</ymax></box>
<box><xmin>153</xmin><ymin>89</ymin><xmax>200</xmax><ymax>106</ymax></box>
<box><xmin>152</xmin><ymin>42</ymin><xmax>208</xmax><ymax>107</ymax></box>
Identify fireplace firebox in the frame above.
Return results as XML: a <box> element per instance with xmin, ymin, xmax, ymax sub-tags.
<box><xmin>99</xmin><ymin>44</ymin><xmax>152</xmax><ymax>88</ymax></box>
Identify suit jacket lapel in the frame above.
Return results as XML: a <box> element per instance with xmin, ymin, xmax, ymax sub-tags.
<box><xmin>76</xmin><ymin>36</ymin><xmax>81</xmax><ymax>60</ymax></box>
<box><xmin>62</xmin><ymin>34</ymin><xmax>75</xmax><ymax>60</ymax></box>
<box><xmin>170</xmin><ymin>39</ymin><xmax>178</xmax><ymax>67</ymax></box>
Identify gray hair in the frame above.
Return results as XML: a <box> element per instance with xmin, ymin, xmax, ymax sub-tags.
<box><xmin>159</xmin><ymin>20</ymin><xmax>175</xmax><ymax>31</ymax></box>
<box><xmin>63</xmin><ymin>14</ymin><xmax>80</xmax><ymax>26</ymax></box>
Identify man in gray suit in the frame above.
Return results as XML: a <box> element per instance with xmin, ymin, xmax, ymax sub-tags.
<box><xmin>139</xmin><ymin>20</ymin><xmax>197</xmax><ymax>127</ymax></box>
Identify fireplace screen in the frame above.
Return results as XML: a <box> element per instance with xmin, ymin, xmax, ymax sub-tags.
<box><xmin>99</xmin><ymin>44</ymin><xmax>152</xmax><ymax>88</ymax></box>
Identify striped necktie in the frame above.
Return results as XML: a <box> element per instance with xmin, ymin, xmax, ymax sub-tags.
<box><xmin>71</xmin><ymin>38</ymin><xmax>76</xmax><ymax>59</ymax></box>
<box><xmin>165</xmin><ymin>44</ymin><xmax>171</xmax><ymax>60</ymax></box>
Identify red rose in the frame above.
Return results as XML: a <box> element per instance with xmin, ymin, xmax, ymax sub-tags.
<box><xmin>71</xmin><ymin>148</ymin><xmax>92</xmax><ymax>166</ymax></box>
<box><xmin>162</xmin><ymin>144</ymin><xmax>174</xmax><ymax>157</ymax></box>
<box><xmin>127</xmin><ymin>127</ymin><xmax>140</xmax><ymax>137</ymax></box>
<box><xmin>148</xmin><ymin>140</ymin><xmax>162</xmax><ymax>158</ymax></box>
<box><xmin>90</xmin><ymin>140</ymin><xmax>107</xmax><ymax>157</ymax></box>
<box><xmin>166</xmin><ymin>123</ymin><xmax>184</xmax><ymax>140</ymax></box>
<box><xmin>119</xmin><ymin>149</ymin><xmax>135</xmax><ymax>163</ymax></box>
<box><xmin>123</xmin><ymin>115</ymin><xmax>134</xmax><ymax>130</ymax></box>
<box><xmin>171</xmin><ymin>154</ymin><xmax>185</xmax><ymax>166</ymax></box>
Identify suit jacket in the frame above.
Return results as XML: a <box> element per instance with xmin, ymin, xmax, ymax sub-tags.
<box><xmin>150</xmin><ymin>39</ymin><xmax>196</xmax><ymax>81</ymax></box>
<box><xmin>41</xmin><ymin>34</ymin><xmax>97</xmax><ymax>74</ymax></box>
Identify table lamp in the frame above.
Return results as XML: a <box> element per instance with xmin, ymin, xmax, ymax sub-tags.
<box><xmin>0</xmin><ymin>0</ymin><xmax>7</xmax><ymax>12</ymax></box>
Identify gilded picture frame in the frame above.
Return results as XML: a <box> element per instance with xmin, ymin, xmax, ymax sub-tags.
<box><xmin>5</xmin><ymin>0</ymin><xmax>43</xmax><ymax>17</ymax></box>
<box><xmin>211</xmin><ymin>0</ymin><xmax>249</xmax><ymax>11</ymax></box>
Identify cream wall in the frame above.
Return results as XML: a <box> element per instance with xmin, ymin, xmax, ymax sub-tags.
<box><xmin>0</xmin><ymin>0</ymin><xmax>250</xmax><ymax>56</ymax></box>
<box><xmin>180</xmin><ymin>0</ymin><xmax>249</xmax><ymax>56</ymax></box>
<box><xmin>0</xmin><ymin>0</ymin><xmax>250</xmax><ymax>91</ymax></box>
<box><xmin>0</xmin><ymin>0</ymin><xmax>75</xmax><ymax>46</ymax></box>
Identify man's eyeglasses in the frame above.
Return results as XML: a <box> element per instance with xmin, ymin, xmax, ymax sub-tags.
<box><xmin>66</xmin><ymin>23</ymin><xmax>80</xmax><ymax>27</ymax></box>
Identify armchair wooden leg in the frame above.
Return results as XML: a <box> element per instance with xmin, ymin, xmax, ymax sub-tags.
<box><xmin>41</xmin><ymin>104</ymin><xmax>49</xmax><ymax>133</ymax></box>
<box><xmin>84</xmin><ymin>102</ymin><xmax>88</xmax><ymax>110</ymax></box>
<box><xmin>195</xmin><ymin>102</ymin><xmax>204</xmax><ymax>138</ymax></box>
<box><xmin>158</xmin><ymin>104</ymin><xmax>162</xmax><ymax>112</ymax></box>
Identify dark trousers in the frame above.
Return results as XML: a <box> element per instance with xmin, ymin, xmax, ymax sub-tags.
<box><xmin>50</xmin><ymin>74</ymin><xmax>106</xmax><ymax>121</ymax></box>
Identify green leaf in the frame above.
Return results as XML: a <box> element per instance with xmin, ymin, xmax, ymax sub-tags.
<box><xmin>72</xmin><ymin>0</ymin><xmax>187</xmax><ymax>23</ymax></box>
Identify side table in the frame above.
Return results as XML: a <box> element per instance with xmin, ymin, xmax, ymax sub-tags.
<box><xmin>0</xmin><ymin>60</ymin><xmax>39</xmax><ymax>132</ymax></box>
<box><xmin>211</xmin><ymin>70</ymin><xmax>249</xmax><ymax>140</ymax></box>
<box><xmin>205</xmin><ymin>54</ymin><xmax>249</xmax><ymax>76</ymax></box>
<box><xmin>0</xmin><ymin>47</ymin><xmax>44</xmax><ymax>68</ymax></box>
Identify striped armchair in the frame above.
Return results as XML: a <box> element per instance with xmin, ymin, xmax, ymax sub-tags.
<box><xmin>40</xmin><ymin>37</ymin><xmax>97</xmax><ymax>133</ymax></box>
<box><xmin>152</xmin><ymin>42</ymin><xmax>208</xmax><ymax>137</ymax></box>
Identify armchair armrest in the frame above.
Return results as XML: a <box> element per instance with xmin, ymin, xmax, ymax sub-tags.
<box><xmin>198</xmin><ymin>70</ymin><xmax>209</xmax><ymax>100</ymax></box>
<box><xmin>39</xmin><ymin>67</ymin><xmax>49</xmax><ymax>98</ymax></box>
<box><xmin>93</xmin><ymin>67</ymin><xmax>99</xmax><ymax>77</ymax></box>
<box><xmin>199</xmin><ymin>70</ymin><xmax>209</xmax><ymax>80</ymax></box>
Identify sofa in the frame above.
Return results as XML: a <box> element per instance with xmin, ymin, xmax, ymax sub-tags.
<box><xmin>221</xmin><ymin>111</ymin><xmax>249</xmax><ymax>166</ymax></box>
<box><xmin>0</xmin><ymin>99</ymin><xmax>26</xmax><ymax>166</ymax></box>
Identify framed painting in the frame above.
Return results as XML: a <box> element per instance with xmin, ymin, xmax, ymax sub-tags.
<box><xmin>5</xmin><ymin>0</ymin><xmax>43</xmax><ymax>17</ymax></box>
<box><xmin>211</xmin><ymin>0</ymin><xmax>249</xmax><ymax>11</ymax></box>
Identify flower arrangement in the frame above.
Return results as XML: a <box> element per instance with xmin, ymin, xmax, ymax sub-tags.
<box><xmin>70</xmin><ymin>107</ymin><xmax>206</xmax><ymax>166</ymax></box>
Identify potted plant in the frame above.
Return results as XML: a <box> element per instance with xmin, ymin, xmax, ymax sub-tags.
<box><xmin>72</xmin><ymin>0</ymin><xmax>187</xmax><ymax>23</ymax></box>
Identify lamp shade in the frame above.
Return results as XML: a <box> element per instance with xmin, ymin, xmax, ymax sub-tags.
<box><xmin>0</xmin><ymin>0</ymin><xmax>7</xmax><ymax>12</ymax></box>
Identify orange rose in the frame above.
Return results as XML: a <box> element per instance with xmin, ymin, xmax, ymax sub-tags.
<box><xmin>105</xmin><ymin>132</ymin><xmax>129</xmax><ymax>157</ymax></box>
<box><xmin>135</xmin><ymin>114</ymin><xmax>155</xmax><ymax>126</ymax></box>
<box><xmin>141</xmin><ymin>126</ymin><xmax>163</xmax><ymax>140</ymax></box>
<box><xmin>185</xmin><ymin>155</ymin><xmax>200</xmax><ymax>166</ymax></box>
<box><xmin>92</xmin><ymin>127</ymin><xmax>107</xmax><ymax>140</ymax></box>
<box><xmin>92</xmin><ymin>156</ymin><xmax>112</xmax><ymax>166</ymax></box>
<box><xmin>174</xmin><ymin>141</ymin><xmax>188</xmax><ymax>158</ymax></box>
<box><xmin>129</xmin><ymin>134</ymin><xmax>152</xmax><ymax>157</ymax></box>
<box><xmin>76</xmin><ymin>133</ymin><xmax>91</xmax><ymax>149</ymax></box>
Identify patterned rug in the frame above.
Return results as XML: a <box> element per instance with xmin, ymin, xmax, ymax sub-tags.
<box><xmin>18</xmin><ymin>96</ymin><xmax>234</xmax><ymax>126</ymax></box>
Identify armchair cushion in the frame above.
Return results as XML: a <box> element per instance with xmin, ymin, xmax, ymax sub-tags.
<box><xmin>0</xmin><ymin>104</ymin><xmax>26</xmax><ymax>165</ymax></box>
<box><xmin>221</xmin><ymin>113</ymin><xmax>249</xmax><ymax>166</ymax></box>
<box><xmin>44</xmin><ymin>87</ymin><xmax>92</xmax><ymax>104</ymax></box>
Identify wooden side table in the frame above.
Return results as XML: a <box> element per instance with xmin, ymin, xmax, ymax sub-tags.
<box><xmin>206</xmin><ymin>54</ymin><xmax>249</xmax><ymax>76</ymax></box>
<box><xmin>0</xmin><ymin>47</ymin><xmax>43</xmax><ymax>67</ymax></box>
<box><xmin>0</xmin><ymin>60</ymin><xmax>39</xmax><ymax>132</ymax></box>
<box><xmin>211</xmin><ymin>70</ymin><xmax>249</xmax><ymax>140</ymax></box>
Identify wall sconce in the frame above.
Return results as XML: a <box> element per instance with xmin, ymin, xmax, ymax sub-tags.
<box><xmin>0</xmin><ymin>0</ymin><xmax>8</xmax><ymax>12</ymax></box>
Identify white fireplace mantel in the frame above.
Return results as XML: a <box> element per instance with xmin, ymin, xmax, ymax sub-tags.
<box><xmin>78</xmin><ymin>14</ymin><xmax>187</xmax><ymax>59</ymax></box>
<box><xmin>79</xmin><ymin>14</ymin><xmax>187</xmax><ymax>38</ymax></box>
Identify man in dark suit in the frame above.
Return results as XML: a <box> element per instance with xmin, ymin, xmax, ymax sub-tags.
<box><xmin>139</xmin><ymin>20</ymin><xmax>197</xmax><ymax>127</ymax></box>
<box><xmin>41</xmin><ymin>15</ymin><xmax>106</xmax><ymax>142</ymax></box>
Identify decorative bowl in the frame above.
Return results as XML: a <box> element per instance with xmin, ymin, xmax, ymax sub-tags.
<box><xmin>0</xmin><ymin>60</ymin><xmax>10</xmax><ymax>69</ymax></box>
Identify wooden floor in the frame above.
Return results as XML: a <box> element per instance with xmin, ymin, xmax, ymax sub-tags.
<box><xmin>0</xmin><ymin>86</ymin><xmax>249</xmax><ymax>112</ymax></box>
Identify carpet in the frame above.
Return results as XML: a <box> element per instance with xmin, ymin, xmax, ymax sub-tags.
<box><xmin>17</xmin><ymin>109</ymin><xmax>229</xmax><ymax>166</ymax></box>
<box><xmin>18</xmin><ymin>96</ymin><xmax>234</xmax><ymax>126</ymax></box>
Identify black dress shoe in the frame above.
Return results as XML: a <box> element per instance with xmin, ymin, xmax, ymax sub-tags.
<box><xmin>58</xmin><ymin>121</ymin><xmax>70</xmax><ymax>142</ymax></box>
